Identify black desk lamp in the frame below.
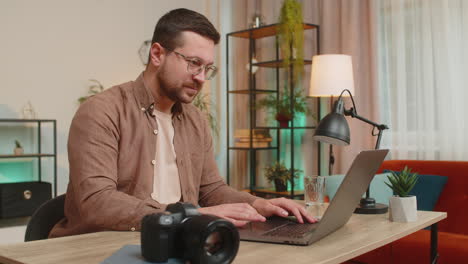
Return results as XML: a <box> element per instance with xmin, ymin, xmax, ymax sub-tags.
<box><xmin>314</xmin><ymin>89</ymin><xmax>389</xmax><ymax>214</ymax></box>
<box><xmin>309</xmin><ymin>54</ymin><xmax>356</xmax><ymax>174</ymax></box>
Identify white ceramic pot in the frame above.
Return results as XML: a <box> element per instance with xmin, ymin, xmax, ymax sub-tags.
<box><xmin>389</xmin><ymin>195</ymin><xmax>417</xmax><ymax>222</ymax></box>
<box><xmin>14</xmin><ymin>147</ymin><xmax>24</xmax><ymax>155</ymax></box>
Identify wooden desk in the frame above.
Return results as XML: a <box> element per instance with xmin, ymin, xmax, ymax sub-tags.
<box><xmin>0</xmin><ymin>211</ymin><xmax>446</xmax><ymax>264</ymax></box>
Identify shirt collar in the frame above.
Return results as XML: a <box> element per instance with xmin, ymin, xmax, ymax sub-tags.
<box><xmin>133</xmin><ymin>72</ymin><xmax>184</xmax><ymax>117</ymax></box>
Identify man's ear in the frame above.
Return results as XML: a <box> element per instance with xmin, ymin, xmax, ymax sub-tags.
<box><xmin>149</xmin><ymin>42</ymin><xmax>165</xmax><ymax>67</ymax></box>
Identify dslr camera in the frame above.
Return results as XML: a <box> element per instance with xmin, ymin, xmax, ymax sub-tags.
<box><xmin>141</xmin><ymin>202</ymin><xmax>239</xmax><ymax>264</ymax></box>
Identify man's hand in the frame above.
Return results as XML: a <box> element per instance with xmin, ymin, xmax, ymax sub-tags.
<box><xmin>198</xmin><ymin>203</ymin><xmax>266</xmax><ymax>227</ymax></box>
<box><xmin>252</xmin><ymin>198</ymin><xmax>316</xmax><ymax>224</ymax></box>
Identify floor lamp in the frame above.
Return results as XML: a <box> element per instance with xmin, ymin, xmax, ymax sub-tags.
<box><xmin>310</xmin><ymin>55</ymin><xmax>389</xmax><ymax>214</ymax></box>
<box><xmin>309</xmin><ymin>55</ymin><xmax>355</xmax><ymax>175</ymax></box>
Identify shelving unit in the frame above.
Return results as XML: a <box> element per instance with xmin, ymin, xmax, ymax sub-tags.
<box><xmin>226</xmin><ymin>23</ymin><xmax>321</xmax><ymax>199</ymax></box>
<box><xmin>0</xmin><ymin>119</ymin><xmax>57</xmax><ymax>197</ymax></box>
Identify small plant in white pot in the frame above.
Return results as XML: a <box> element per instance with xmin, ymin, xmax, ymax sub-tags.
<box><xmin>385</xmin><ymin>166</ymin><xmax>419</xmax><ymax>222</ymax></box>
<box><xmin>14</xmin><ymin>140</ymin><xmax>24</xmax><ymax>155</ymax></box>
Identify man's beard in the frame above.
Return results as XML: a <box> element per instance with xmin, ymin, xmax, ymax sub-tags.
<box><xmin>157</xmin><ymin>65</ymin><xmax>200</xmax><ymax>104</ymax></box>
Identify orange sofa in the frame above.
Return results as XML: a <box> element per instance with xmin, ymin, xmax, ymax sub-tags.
<box><xmin>347</xmin><ymin>160</ymin><xmax>468</xmax><ymax>264</ymax></box>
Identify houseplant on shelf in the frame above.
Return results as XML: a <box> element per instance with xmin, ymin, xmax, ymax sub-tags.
<box><xmin>14</xmin><ymin>140</ymin><xmax>24</xmax><ymax>155</ymax></box>
<box><xmin>256</xmin><ymin>0</ymin><xmax>311</xmax><ymax>128</ymax></box>
<box><xmin>264</xmin><ymin>161</ymin><xmax>301</xmax><ymax>192</ymax></box>
<box><xmin>278</xmin><ymin>0</ymin><xmax>304</xmax><ymax>81</ymax></box>
<box><xmin>256</xmin><ymin>88</ymin><xmax>311</xmax><ymax>128</ymax></box>
<box><xmin>385</xmin><ymin>166</ymin><xmax>419</xmax><ymax>222</ymax></box>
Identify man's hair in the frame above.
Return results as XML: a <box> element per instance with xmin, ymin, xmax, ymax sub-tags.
<box><xmin>152</xmin><ymin>8</ymin><xmax>220</xmax><ymax>51</ymax></box>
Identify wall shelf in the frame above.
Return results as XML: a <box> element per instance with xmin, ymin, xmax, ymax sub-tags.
<box><xmin>0</xmin><ymin>119</ymin><xmax>57</xmax><ymax>197</ymax></box>
<box><xmin>228</xmin><ymin>23</ymin><xmax>318</xmax><ymax>39</ymax></box>
<box><xmin>226</xmin><ymin>23</ymin><xmax>321</xmax><ymax>198</ymax></box>
<box><xmin>228</xmin><ymin>89</ymin><xmax>277</xmax><ymax>94</ymax></box>
<box><xmin>252</xmin><ymin>59</ymin><xmax>312</xmax><ymax>68</ymax></box>
<box><xmin>0</xmin><ymin>154</ymin><xmax>55</xmax><ymax>159</ymax></box>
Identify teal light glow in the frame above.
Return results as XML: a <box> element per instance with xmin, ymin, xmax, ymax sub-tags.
<box><xmin>0</xmin><ymin>160</ymin><xmax>35</xmax><ymax>183</ymax></box>
<box><xmin>279</xmin><ymin>112</ymin><xmax>306</xmax><ymax>191</ymax></box>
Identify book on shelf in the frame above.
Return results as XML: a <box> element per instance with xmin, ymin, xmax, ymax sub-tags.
<box><xmin>234</xmin><ymin>129</ymin><xmax>271</xmax><ymax>139</ymax></box>
<box><xmin>234</xmin><ymin>141</ymin><xmax>270</xmax><ymax>148</ymax></box>
<box><xmin>235</xmin><ymin>137</ymin><xmax>272</xmax><ymax>143</ymax></box>
<box><xmin>233</xmin><ymin>129</ymin><xmax>272</xmax><ymax>148</ymax></box>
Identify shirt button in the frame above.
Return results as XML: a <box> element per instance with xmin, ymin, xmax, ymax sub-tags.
<box><xmin>130</xmin><ymin>227</ymin><xmax>136</xmax><ymax>231</ymax></box>
<box><xmin>141</xmin><ymin>107</ymin><xmax>145</xmax><ymax>111</ymax></box>
<box><xmin>151</xmin><ymin>160</ymin><xmax>156</xmax><ymax>165</ymax></box>
<box><xmin>153</xmin><ymin>129</ymin><xmax>158</xmax><ymax>135</ymax></box>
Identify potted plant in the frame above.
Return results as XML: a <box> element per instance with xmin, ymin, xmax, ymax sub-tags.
<box><xmin>256</xmin><ymin>0</ymin><xmax>311</xmax><ymax>128</ymax></box>
<box><xmin>385</xmin><ymin>166</ymin><xmax>419</xmax><ymax>222</ymax></box>
<box><xmin>257</xmin><ymin>88</ymin><xmax>311</xmax><ymax>128</ymax></box>
<box><xmin>264</xmin><ymin>161</ymin><xmax>302</xmax><ymax>192</ymax></box>
<box><xmin>278</xmin><ymin>0</ymin><xmax>304</xmax><ymax>81</ymax></box>
<box><xmin>193</xmin><ymin>93</ymin><xmax>218</xmax><ymax>138</ymax></box>
<box><xmin>78</xmin><ymin>79</ymin><xmax>104</xmax><ymax>104</ymax></box>
<box><xmin>14</xmin><ymin>140</ymin><xmax>24</xmax><ymax>155</ymax></box>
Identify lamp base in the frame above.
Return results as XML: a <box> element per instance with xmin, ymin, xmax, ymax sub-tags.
<box><xmin>354</xmin><ymin>197</ymin><xmax>388</xmax><ymax>214</ymax></box>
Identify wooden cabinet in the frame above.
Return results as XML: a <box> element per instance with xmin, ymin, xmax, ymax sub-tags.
<box><xmin>0</xmin><ymin>119</ymin><xmax>56</xmax><ymax>218</ymax></box>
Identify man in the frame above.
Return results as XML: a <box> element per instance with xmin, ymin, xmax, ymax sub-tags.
<box><xmin>50</xmin><ymin>8</ymin><xmax>313</xmax><ymax>238</ymax></box>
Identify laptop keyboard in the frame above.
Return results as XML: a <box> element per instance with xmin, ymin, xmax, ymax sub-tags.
<box><xmin>263</xmin><ymin>223</ymin><xmax>318</xmax><ymax>238</ymax></box>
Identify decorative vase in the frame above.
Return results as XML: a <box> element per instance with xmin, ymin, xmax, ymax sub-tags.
<box><xmin>275</xmin><ymin>113</ymin><xmax>292</xmax><ymax>128</ymax></box>
<box><xmin>274</xmin><ymin>179</ymin><xmax>287</xmax><ymax>192</ymax></box>
<box><xmin>389</xmin><ymin>195</ymin><xmax>417</xmax><ymax>222</ymax></box>
<box><xmin>14</xmin><ymin>147</ymin><xmax>24</xmax><ymax>155</ymax></box>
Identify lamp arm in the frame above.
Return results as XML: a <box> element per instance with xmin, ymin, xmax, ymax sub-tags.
<box><xmin>374</xmin><ymin>127</ymin><xmax>384</xmax><ymax>150</ymax></box>
<box><xmin>344</xmin><ymin>108</ymin><xmax>388</xmax><ymax>130</ymax></box>
<box><xmin>337</xmin><ymin>89</ymin><xmax>388</xmax><ymax>130</ymax></box>
<box><xmin>344</xmin><ymin>107</ymin><xmax>389</xmax><ymax>150</ymax></box>
<box><xmin>344</xmin><ymin>107</ymin><xmax>388</xmax><ymax>199</ymax></box>
<box><xmin>331</xmin><ymin>89</ymin><xmax>389</xmax><ymax>213</ymax></box>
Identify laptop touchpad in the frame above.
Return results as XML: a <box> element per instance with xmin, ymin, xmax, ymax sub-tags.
<box><xmin>240</xmin><ymin>216</ymin><xmax>293</xmax><ymax>232</ymax></box>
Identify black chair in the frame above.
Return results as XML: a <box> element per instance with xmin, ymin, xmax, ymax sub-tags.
<box><xmin>24</xmin><ymin>194</ymin><xmax>66</xmax><ymax>242</ymax></box>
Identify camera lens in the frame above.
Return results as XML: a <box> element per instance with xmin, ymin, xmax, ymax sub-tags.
<box><xmin>183</xmin><ymin>215</ymin><xmax>239</xmax><ymax>264</ymax></box>
<box><xmin>204</xmin><ymin>231</ymin><xmax>223</xmax><ymax>256</ymax></box>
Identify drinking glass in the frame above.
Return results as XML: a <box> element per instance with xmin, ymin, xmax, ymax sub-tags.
<box><xmin>304</xmin><ymin>175</ymin><xmax>326</xmax><ymax>219</ymax></box>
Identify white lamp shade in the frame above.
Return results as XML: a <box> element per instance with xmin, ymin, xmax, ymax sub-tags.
<box><xmin>309</xmin><ymin>54</ymin><xmax>355</xmax><ymax>97</ymax></box>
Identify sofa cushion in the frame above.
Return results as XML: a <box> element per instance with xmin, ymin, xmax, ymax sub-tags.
<box><xmin>384</xmin><ymin>170</ymin><xmax>448</xmax><ymax>211</ymax></box>
<box><xmin>326</xmin><ymin>173</ymin><xmax>393</xmax><ymax>205</ymax></box>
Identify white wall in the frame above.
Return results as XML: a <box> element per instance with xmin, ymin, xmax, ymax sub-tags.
<box><xmin>0</xmin><ymin>0</ymin><xmax>218</xmax><ymax>244</ymax></box>
<box><xmin>0</xmin><ymin>0</ymin><xmax>206</xmax><ymax>194</ymax></box>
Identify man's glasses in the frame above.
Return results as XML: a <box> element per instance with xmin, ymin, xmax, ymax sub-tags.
<box><xmin>172</xmin><ymin>51</ymin><xmax>218</xmax><ymax>80</ymax></box>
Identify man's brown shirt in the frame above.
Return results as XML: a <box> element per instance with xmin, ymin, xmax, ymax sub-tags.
<box><xmin>50</xmin><ymin>73</ymin><xmax>256</xmax><ymax>237</ymax></box>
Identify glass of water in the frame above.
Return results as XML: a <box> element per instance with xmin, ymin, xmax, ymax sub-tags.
<box><xmin>304</xmin><ymin>175</ymin><xmax>327</xmax><ymax>219</ymax></box>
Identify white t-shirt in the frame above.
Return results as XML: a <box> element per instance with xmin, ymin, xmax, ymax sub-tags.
<box><xmin>151</xmin><ymin>109</ymin><xmax>181</xmax><ymax>204</ymax></box>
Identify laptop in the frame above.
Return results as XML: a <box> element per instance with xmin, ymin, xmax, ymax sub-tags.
<box><xmin>238</xmin><ymin>149</ymin><xmax>389</xmax><ymax>245</ymax></box>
